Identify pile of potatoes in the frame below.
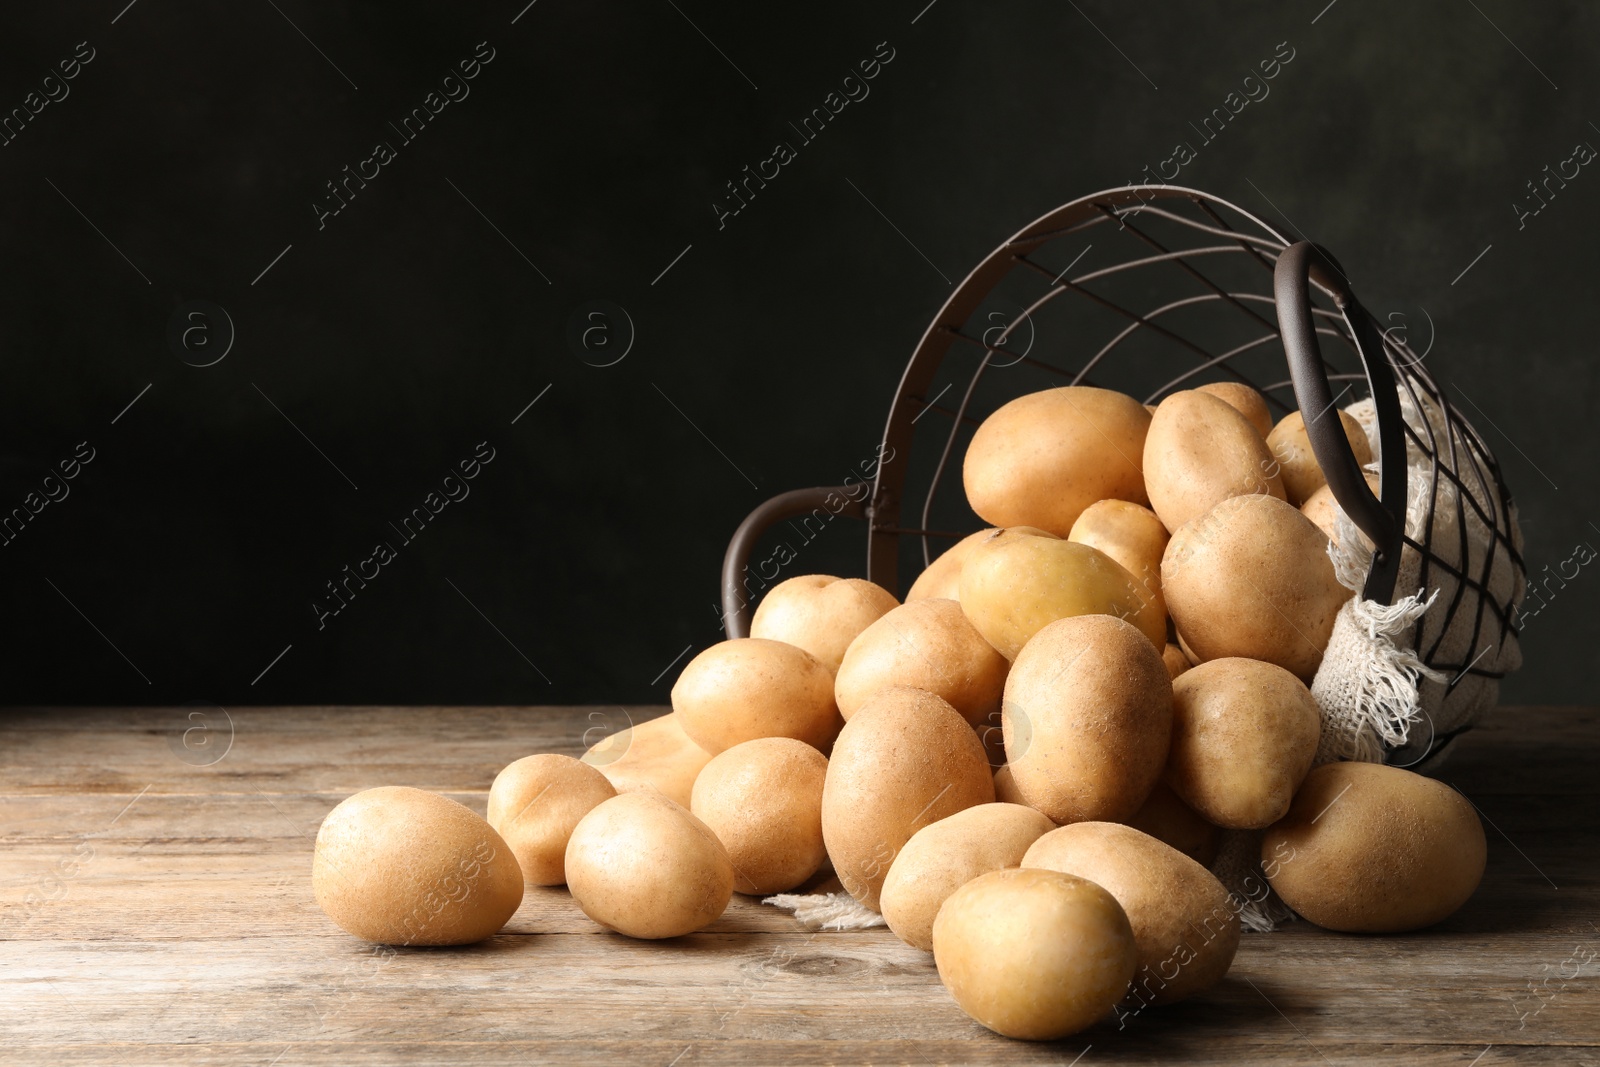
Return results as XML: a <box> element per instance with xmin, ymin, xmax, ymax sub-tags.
<box><xmin>311</xmin><ymin>383</ymin><xmax>1489</xmax><ymax>1042</ymax></box>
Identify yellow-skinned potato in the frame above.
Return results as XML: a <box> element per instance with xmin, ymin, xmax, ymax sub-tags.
<box><xmin>1162</xmin><ymin>493</ymin><xmax>1352</xmax><ymax>681</ymax></box>
<box><xmin>959</xmin><ymin>527</ymin><xmax>1166</xmax><ymax>659</ymax></box>
<box><xmin>672</xmin><ymin>639</ymin><xmax>842</xmax><ymax>754</ymax></box>
<box><xmin>1266</xmin><ymin>409</ymin><xmax>1374</xmax><ymax>506</ymax></box>
<box><xmin>963</xmin><ymin>386</ymin><xmax>1152</xmax><ymax>537</ymax></box>
<box><xmin>1165</xmin><ymin>658</ymin><xmax>1322</xmax><ymax>830</ymax></box>
<box><xmin>1301</xmin><ymin>471</ymin><xmax>1381</xmax><ymax>544</ymax></box>
<box><xmin>1162</xmin><ymin>643</ymin><xmax>1191</xmax><ymax>681</ymax></box>
<box><xmin>565</xmin><ymin>792</ymin><xmax>734</xmax><ymax>939</ymax></box>
<box><xmin>1003</xmin><ymin>615</ymin><xmax>1173</xmax><ymax>825</ymax></box>
<box><xmin>821</xmin><ymin>686</ymin><xmax>994</xmax><ymax>910</ymax></box>
<box><xmin>581</xmin><ymin>711</ymin><xmax>712</xmax><ymax>809</ymax></box>
<box><xmin>1195</xmin><ymin>381</ymin><xmax>1273</xmax><ymax>439</ymax></box>
<box><xmin>313</xmin><ymin>787</ymin><xmax>524</xmax><ymax>945</ymax></box>
<box><xmin>907</xmin><ymin>529</ymin><xmax>998</xmax><ymax>601</ymax></box>
<box><xmin>487</xmin><ymin>754</ymin><xmax>617</xmax><ymax>886</ymax></box>
<box><xmin>1144</xmin><ymin>390</ymin><xmax>1285</xmax><ymax>533</ymax></box>
<box><xmin>933</xmin><ymin>867</ymin><xmax>1137</xmax><ymax>1040</ymax></box>
<box><xmin>1023</xmin><ymin>822</ymin><xmax>1239</xmax><ymax>1007</ymax></box>
<box><xmin>1069</xmin><ymin>499</ymin><xmax>1170</xmax><ymax>622</ymax></box>
<box><xmin>1263</xmin><ymin>762</ymin><xmax>1487</xmax><ymax>932</ymax></box>
<box><xmin>993</xmin><ymin>763</ymin><xmax>1028</xmax><ymax>806</ymax></box>
<box><xmin>690</xmin><ymin>737</ymin><xmax>829</xmax><ymax>895</ymax></box>
<box><xmin>749</xmin><ymin>575</ymin><xmax>899</xmax><ymax>673</ymax></box>
<box><xmin>880</xmin><ymin>803</ymin><xmax>1056</xmax><ymax>951</ymax></box>
<box><xmin>1123</xmin><ymin>782</ymin><xmax>1220</xmax><ymax>867</ymax></box>
<box><xmin>833</xmin><ymin>598</ymin><xmax>1009</xmax><ymax>728</ymax></box>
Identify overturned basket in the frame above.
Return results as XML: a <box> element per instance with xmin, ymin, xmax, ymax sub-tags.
<box><xmin>722</xmin><ymin>185</ymin><xmax>1525</xmax><ymax>771</ymax></box>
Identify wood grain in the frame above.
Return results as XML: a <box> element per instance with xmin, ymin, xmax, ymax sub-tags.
<box><xmin>1</xmin><ymin>705</ymin><xmax>1596</xmax><ymax>1066</ymax></box>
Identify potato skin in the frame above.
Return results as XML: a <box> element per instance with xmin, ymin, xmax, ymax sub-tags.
<box><xmin>933</xmin><ymin>867</ymin><xmax>1137</xmax><ymax>1040</ymax></box>
<box><xmin>1003</xmin><ymin>615</ymin><xmax>1173</xmax><ymax>825</ymax></box>
<box><xmin>313</xmin><ymin>786</ymin><xmax>525</xmax><ymax>946</ymax></box>
<box><xmin>1162</xmin><ymin>493</ymin><xmax>1352</xmax><ymax>682</ymax></box>
<box><xmin>1263</xmin><ymin>762</ymin><xmax>1487</xmax><ymax>933</ymax></box>
<box><xmin>880</xmin><ymin>803</ymin><xmax>1056</xmax><ymax>951</ymax></box>
<box><xmin>1267</xmin><ymin>409</ymin><xmax>1373</xmax><ymax>506</ymax></box>
<box><xmin>907</xmin><ymin>529</ymin><xmax>997</xmax><ymax>601</ymax></box>
<box><xmin>821</xmin><ymin>686</ymin><xmax>995</xmax><ymax>910</ymax></box>
<box><xmin>1124</xmin><ymin>782</ymin><xmax>1220</xmax><ymax>867</ymax></box>
<box><xmin>690</xmin><ymin>737</ymin><xmax>829</xmax><ymax>895</ymax></box>
<box><xmin>581</xmin><ymin>711</ymin><xmax>712</xmax><ymax>808</ymax></box>
<box><xmin>1143</xmin><ymin>390</ymin><xmax>1285</xmax><ymax>533</ymax></box>
<box><xmin>1195</xmin><ymin>381</ymin><xmax>1273</xmax><ymax>439</ymax></box>
<box><xmin>1162</xmin><ymin>643</ymin><xmax>1191</xmax><ymax>681</ymax></box>
<box><xmin>1165</xmin><ymin>658</ymin><xmax>1322</xmax><ymax>830</ymax></box>
<box><xmin>672</xmin><ymin>638</ymin><xmax>842</xmax><ymax>754</ymax></box>
<box><xmin>1301</xmin><ymin>471</ymin><xmax>1380</xmax><ymax>544</ymax></box>
<box><xmin>750</xmin><ymin>575</ymin><xmax>899</xmax><ymax>673</ymax></box>
<box><xmin>1069</xmin><ymin>500</ymin><xmax>1171</xmax><ymax>622</ymax></box>
<box><xmin>834</xmin><ymin>598</ymin><xmax>1009</xmax><ymax>728</ymax></box>
<box><xmin>1023</xmin><ymin>821</ymin><xmax>1239</xmax><ymax>1007</ymax></box>
<box><xmin>565</xmin><ymin>792</ymin><xmax>734</xmax><ymax>939</ymax></box>
<box><xmin>487</xmin><ymin>754</ymin><xmax>617</xmax><ymax>886</ymax></box>
<box><xmin>963</xmin><ymin>386</ymin><xmax>1152</xmax><ymax>537</ymax></box>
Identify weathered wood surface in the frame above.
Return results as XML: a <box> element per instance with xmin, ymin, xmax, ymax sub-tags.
<box><xmin>1</xmin><ymin>705</ymin><xmax>1596</xmax><ymax>1066</ymax></box>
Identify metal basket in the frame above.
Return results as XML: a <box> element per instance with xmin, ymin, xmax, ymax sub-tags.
<box><xmin>720</xmin><ymin>185</ymin><xmax>1524</xmax><ymax>767</ymax></box>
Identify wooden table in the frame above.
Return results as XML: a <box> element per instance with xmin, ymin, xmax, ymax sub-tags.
<box><xmin>2</xmin><ymin>705</ymin><xmax>1595</xmax><ymax>1065</ymax></box>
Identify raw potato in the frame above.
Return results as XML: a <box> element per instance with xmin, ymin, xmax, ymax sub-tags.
<box><xmin>1267</xmin><ymin>409</ymin><xmax>1374</xmax><ymax>507</ymax></box>
<box><xmin>1301</xmin><ymin>471</ymin><xmax>1381</xmax><ymax>544</ymax></box>
<box><xmin>749</xmin><ymin>575</ymin><xmax>899</xmax><ymax>673</ymax></box>
<box><xmin>963</xmin><ymin>386</ymin><xmax>1152</xmax><ymax>537</ymax></box>
<box><xmin>880</xmin><ymin>803</ymin><xmax>1057</xmax><ymax>951</ymax></box>
<box><xmin>1124</xmin><ymin>782</ymin><xmax>1220</xmax><ymax>867</ymax></box>
<box><xmin>565</xmin><ymin>792</ymin><xmax>734</xmax><ymax>938</ymax></box>
<box><xmin>993</xmin><ymin>764</ymin><xmax>1028</xmax><ymax>806</ymax></box>
<box><xmin>1023</xmin><ymin>822</ymin><xmax>1239</xmax><ymax>1007</ymax></box>
<box><xmin>313</xmin><ymin>786</ymin><xmax>524</xmax><ymax>946</ymax></box>
<box><xmin>1263</xmin><ymin>762</ymin><xmax>1487</xmax><ymax>932</ymax></box>
<box><xmin>1162</xmin><ymin>643</ymin><xmax>1191</xmax><ymax>681</ymax></box>
<box><xmin>958</xmin><ymin>527</ymin><xmax>1166</xmax><ymax>659</ymax></box>
<box><xmin>672</xmin><ymin>639</ymin><xmax>842</xmax><ymax>754</ymax></box>
<box><xmin>1162</xmin><ymin>493</ymin><xmax>1352</xmax><ymax>681</ymax></box>
<box><xmin>1003</xmin><ymin>615</ymin><xmax>1173</xmax><ymax>825</ymax></box>
<box><xmin>1165</xmin><ymin>658</ymin><xmax>1322</xmax><ymax>829</ymax></box>
<box><xmin>821</xmin><ymin>686</ymin><xmax>995</xmax><ymax>910</ymax></box>
<box><xmin>487</xmin><ymin>754</ymin><xmax>617</xmax><ymax>885</ymax></box>
<box><xmin>1195</xmin><ymin>381</ymin><xmax>1273</xmax><ymax>439</ymax></box>
<box><xmin>933</xmin><ymin>867</ymin><xmax>1137</xmax><ymax>1040</ymax></box>
<box><xmin>1069</xmin><ymin>500</ymin><xmax>1171</xmax><ymax>622</ymax></box>
<box><xmin>834</xmin><ymin>598</ymin><xmax>1009</xmax><ymax>728</ymax></box>
<box><xmin>690</xmin><ymin>737</ymin><xmax>829</xmax><ymax>894</ymax></box>
<box><xmin>907</xmin><ymin>529</ymin><xmax>997</xmax><ymax>601</ymax></box>
<box><xmin>581</xmin><ymin>711</ymin><xmax>712</xmax><ymax>808</ymax></box>
<box><xmin>1144</xmin><ymin>390</ymin><xmax>1285</xmax><ymax>533</ymax></box>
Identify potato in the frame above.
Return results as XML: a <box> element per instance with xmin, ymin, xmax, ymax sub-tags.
<box><xmin>834</xmin><ymin>598</ymin><xmax>1009</xmax><ymax>728</ymax></box>
<box><xmin>963</xmin><ymin>386</ymin><xmax>1152</xmax><ymax>537</ymax></box>
<box><xmin>1162</xmin><ymin>493</ymin><xmax>1352</xmax><ymax>681</ymax></box>
<box><xmin>1263</xmin><ymin>761</ymin><xmax>1487</xmax><ymax>932</ymax></box>
<box><xmin>672</xmin><ymin>639</ymin><xmax>841</xmax><ymax>754</ymax></box>
<box><xmin>907</xmin><ymin>529</ymin><xmax>997</xmax><ymax>601</ymax></box>
<box><xmin>958</xmin><ymin>527</ymin><xmax>1166</xmax><ymax>659</ymax></box>
<box><xmin>487</xmin><ymin>754</ymin><xmax>617</xmax><ymax>886</ymax></box>
<box><xmin>1162</xmin><ymin>643</ymin><xmax>1191</xmax><ymax>681</ymax></box>
<box><xmin>1003</xmin><ymin>615</ymin><xmax>1172</xmax><ymax>824</ymax></box>
<box><xmin>749</xmin><ymin>575</ymin><xmax>899</xmax><ymax>673</ymax></box>
<box><xmin>1267</xmin><ymin>409</ymin><xmax>1374</xmax><ymax>506</ymax></box>
<box><xmin>1195</xmin><ymin>381</ymin><xmax>1273</xmax><ymax>438</ymax></box>
<box><xmin>1124</xmin><ymin>782</ymin><xmax>1220</xmax><ymax>867</ymax></box>
<box><xmin>1165</xmin><ymin>658</ymin><xmax>1322</xmax><ymax>829</ymax></box>
<box><xmin>313</xmin><ymin>786</ymin><xmax>524</xmax><ymax>945</ymax></box>
<box><xmin>1144</xmin><ymin>390</ymin><xmax>1285</xmax><ymax>533</ymax></box>
<box><xmin>822</xmin><ymin>686</ymin><xmax>994</xmax><ymax>909</ymax></box>
<box><xmin>933</xmin><ymin>867</ymin><xmax>1137</xmax><ymax>1040</ymax></box>
<box><xmin>690</xmin><ymin>737</ymin><xmax>828</xmax><ymax>894</ymax></box>
<box><xmin>1301</xmin><ymin>471</ymin><xmax>1381</xmax><ymax>544</ymax></box>
<box><xmin>1023</xmin><ymin>822</ymin><xmax>1239</xmax><ymax>1007</ymax></box>
<box><xmin>1068</xmin><ymin>499</ymin><xmax>1170</xmax><ymax>621</ymax></box>
<box><xmin>565</xmin><ymin>792</ymin><xmax>734</xmax><ymax>938</ymax></box>
<box><xmin>880</xmin><ymin>803</ymin><xmax>1056</xmax><ymax>950</ymax></box>
<box><xmin>993</xmin><ymin>763</ymin><xmax>1028</xmax><ymax>806</ymax></box>
<box><xmin>581</xmin><ymin>711</ymin><xmax>712</xmax><ymax>808</ymax></box>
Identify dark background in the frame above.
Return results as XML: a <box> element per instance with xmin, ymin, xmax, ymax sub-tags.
<box><xmin>1</xmin><ymin>0</ymin><xmax>1594</xmax><ymax>709</ymax></box>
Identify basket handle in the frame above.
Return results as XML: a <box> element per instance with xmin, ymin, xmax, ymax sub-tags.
<box><xmin>1274</xmin><ymin>241</ymin><xmax>1408</xmax><ymax>604</ymax></box>
<box><xmin>720</xmin><ymin>486</ymin><xmax>870</xmax><ymax>639</ymax></box>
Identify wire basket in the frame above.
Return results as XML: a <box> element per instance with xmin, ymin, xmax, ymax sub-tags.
<box><xmin>722</xmin><ymin>185</ymin><xmax>1525</xmax><ymax>769</ymax></box>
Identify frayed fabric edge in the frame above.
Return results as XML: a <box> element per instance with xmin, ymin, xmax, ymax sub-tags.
<box><xmin>763</xmin><ymin>891</ymin><xmax>885</xmax><ymax>931</ymax></box>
